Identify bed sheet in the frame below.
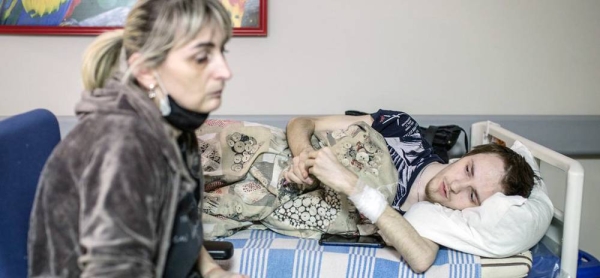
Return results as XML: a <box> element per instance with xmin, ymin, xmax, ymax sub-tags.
<box><xmin>216</xmin><ymin>229</ymin><xmax>481</xmax><ymax>278</ymax></box>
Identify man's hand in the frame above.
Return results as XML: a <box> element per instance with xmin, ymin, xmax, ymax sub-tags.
<box><xmin>285</xmin><ymin>114</ymin><xmax>373</xmax><ymax>187</ymax></box>
<box><xmin>305</xmin><ymin>147</ymin><xmax>359</xmax><ymax>196</ymax></box>
<box><xmin>284</xmin><ymin>148</ymin><xmax>315</xmax><ymax>185</ymax></box>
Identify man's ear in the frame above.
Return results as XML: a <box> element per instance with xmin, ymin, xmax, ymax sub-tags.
<box><xmin>128</xmin><ymin>52</ymin><xmax>155</xmax><ymax>89</ymax></box>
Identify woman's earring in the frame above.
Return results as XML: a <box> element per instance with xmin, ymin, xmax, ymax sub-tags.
<box><xmin>159</xmin><ymin>95</ymin><xmax>171</xmax><ymax>116</ymax></box>
<box><xmin>148</xmin><ymin>83</ymin><xmax>170</xmax><ymax>115</ymax></box>
<box><xmin>148</xmin><ymin>84</ymin><xmax>157</xmax><ymax>99</ymax></box>
<box><xmin>150</xmin><ymin>72</ymin><xmax>171</xmax><ymax>116</ymax></box>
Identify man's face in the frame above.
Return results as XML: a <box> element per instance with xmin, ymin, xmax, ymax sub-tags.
<box><xmin>424</xmin><ymin>153</ymin><xmax>505</xmax><ymax>210</ymax></box>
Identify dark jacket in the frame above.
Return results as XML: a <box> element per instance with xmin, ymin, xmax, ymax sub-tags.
<box><xmin>28</xmin><ymin>75</ymin><xmax>200</xmax><ymax>277</ymax></box>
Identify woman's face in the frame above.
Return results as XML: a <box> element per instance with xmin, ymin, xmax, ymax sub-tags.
<box><xmin>154</xmin><ymin>24</ymin><xmax>232</xmax><ymax>113</ymax></box>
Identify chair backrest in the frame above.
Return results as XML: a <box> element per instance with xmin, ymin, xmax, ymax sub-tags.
<box><xmin>0</xmin><ymin>109</ymin><xmax>60</xmax><ymax>278</ymax></box>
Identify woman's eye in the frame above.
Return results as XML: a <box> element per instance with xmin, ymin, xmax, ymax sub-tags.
<box><xmin>196</xmin><ymin>56</ymin><xmax>208</xmax><ymax>63</ymax></box>
<box><xmin>195</xmin><ymin>50</ymin><xmax>210</xmax><ymax>63</ymax></box>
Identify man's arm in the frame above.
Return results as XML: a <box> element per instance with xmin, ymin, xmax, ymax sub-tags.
<box><xmin>376</xmin><ymin>207</ymin><xmax>439</xmax><ymax>273</ymax></box>
<box><xmin>285</xmin><ymin>115</ymin><xmax>373</xmax><ymax>184</ymax></box>
<box><xmin>305</xmin><ymin>148</ymin><xmax>438</xmax><ymax>273</ymax></box>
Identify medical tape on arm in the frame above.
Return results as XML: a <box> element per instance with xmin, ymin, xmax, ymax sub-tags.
<box><xmin>348</xmin><ymin>178</ymin><xmax>387</xmax><ymax>223</ymax></box>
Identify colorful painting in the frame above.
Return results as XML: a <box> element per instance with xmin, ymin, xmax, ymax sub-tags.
<box><xmin>0</xmin><ymin>0</ymin><xmax>267</xmax><ymax>36</ymax></box>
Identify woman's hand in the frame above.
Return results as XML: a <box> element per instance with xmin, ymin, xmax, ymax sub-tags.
<box><xmin>305</xmin><ymin>147</ymin><xmax>359</xmax><ymax>196</ymax></box>
<box><xmin>199</xmin><ymin>247</ymin><xmax>249</xmax><ymax>278</ymax></box>
<box><xmin>203</xmin><ymin>266</ymin><xmax>249</xmax><ymax>278</ymax></box>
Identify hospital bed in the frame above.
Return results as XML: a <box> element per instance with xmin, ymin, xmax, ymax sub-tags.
<box><xmin>207</xmin><ymin>119</ymin><xmax>592</xmax><ymax>278</ymax></box>
<box><xmin>2</xmin><ymin>110</ymin><xmax>589</xmax><ymax>277</ymax></box>
<box><xmin>471</xmin><ymin>121</ymin><xmax>592</xmax><ymax>278</ymax></box>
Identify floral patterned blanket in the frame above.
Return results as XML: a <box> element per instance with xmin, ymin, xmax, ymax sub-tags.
<box><xmin>196</xmin><ymin>119</ymin><xmax>398</xmax><ymax>239</ymax></box>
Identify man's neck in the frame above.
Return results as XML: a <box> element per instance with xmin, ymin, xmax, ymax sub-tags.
<box><xmin>400</xmin><ymin>162</ymin><xmax>447</xmax><ymax>212</ymax></box>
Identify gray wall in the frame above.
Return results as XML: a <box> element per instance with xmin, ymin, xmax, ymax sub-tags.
<box><xmin>1</xmin><ymin>0</ymin><xmax>599</xmax><ymax>259</ymax></box>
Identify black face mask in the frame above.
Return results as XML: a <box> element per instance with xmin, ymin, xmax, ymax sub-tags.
<box><xmin>163</xmin><ymin>95</ymin><xmax>209</xmax><ymax>132</ymax></box>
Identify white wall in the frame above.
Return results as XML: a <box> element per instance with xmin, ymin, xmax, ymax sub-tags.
<box><xmin>1</xmin><ymin>0</ymin><xmax>599</xmax><ymax>261</ymax></box>
<box><xmin>1</xmin><ymin>1</ymin><xmax>600</xmax><ymax>116</ymax></box>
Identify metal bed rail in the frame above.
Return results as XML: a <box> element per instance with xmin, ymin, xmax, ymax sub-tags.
<box><xmin>471</xmin><ymin>121</ymin><xmax>584</xmax><ymax>278</ymax></box>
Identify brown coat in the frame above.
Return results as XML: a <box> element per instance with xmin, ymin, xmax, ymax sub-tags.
<box><xmin>28</xmin><ymin>75</ymin><xmax>200</xmax><ymax>277</ymax></box>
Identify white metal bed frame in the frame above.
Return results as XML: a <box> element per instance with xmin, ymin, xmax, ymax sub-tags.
<box><xmin>471</xmin><ymin>121</ymin><xmax>584</xmax><ymax>278</ymax></box>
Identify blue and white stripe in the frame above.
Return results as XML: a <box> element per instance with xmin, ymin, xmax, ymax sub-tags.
<box><xmin>228</xmin><ymin>230</ymin><xmax>480</xmax><ymax>277</ymax></box>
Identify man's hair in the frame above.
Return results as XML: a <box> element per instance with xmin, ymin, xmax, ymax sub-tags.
<box><xmin>463</xmin><ymin>143</ymin><xmax>536</xmax><ymax>198</ymax></box>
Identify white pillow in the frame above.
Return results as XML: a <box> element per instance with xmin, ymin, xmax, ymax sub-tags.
<box><xmin>403</xmin><ymin>141</ymin><xmax>554</xmax><ymax>257</ymax></box>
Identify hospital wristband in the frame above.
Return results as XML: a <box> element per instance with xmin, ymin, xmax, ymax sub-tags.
<box><xmin>348</xmin><ymin>179</ymin><xmax>387</xmax><ymax>223</ymax></box>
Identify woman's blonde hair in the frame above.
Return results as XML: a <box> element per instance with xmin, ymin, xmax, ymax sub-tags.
<box><xmin>81</xmin><ymin>0</ymin><xmax>232</xmax><ymax>91</ymax></box>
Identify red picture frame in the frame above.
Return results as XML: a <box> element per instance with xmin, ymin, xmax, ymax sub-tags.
<box><xmin>0</xmin><ymin>0</ymin><xmax>267</xmax><ymax>36</ymax></box>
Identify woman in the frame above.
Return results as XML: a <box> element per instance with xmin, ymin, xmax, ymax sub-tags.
<box><xmin>28</xmin><ymin>0</ymin><xmax>246</xmax><ymax>277</ymax></box>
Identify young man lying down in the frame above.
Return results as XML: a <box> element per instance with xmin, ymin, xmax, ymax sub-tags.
<box><xmin>198</xmin><ymin>109</ymin><xmax>551</xmax><ymax>274</ymax></box>
<box><xmin>284</xmin><ymin>110</ymin><xmax>537</xmax><ymax>273</ymax></box>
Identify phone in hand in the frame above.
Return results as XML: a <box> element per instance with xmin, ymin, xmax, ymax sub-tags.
<box><xmin>318</xmin><ymin>233</ymin><xmax>386</xmax><ymax>248</ymax></box>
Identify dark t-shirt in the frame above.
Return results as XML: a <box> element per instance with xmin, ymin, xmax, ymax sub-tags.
<box><xmin>164</xmin><ymin>133</ymin><xmax>203</xmax><ymax>278</ymax></box>
<box><xmin>370</xmin><ymin>109</ymin><xmax>444</xmax><ymax>211</ymax></box>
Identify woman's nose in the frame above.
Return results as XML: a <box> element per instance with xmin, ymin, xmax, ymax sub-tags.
<box><xmin>214</xmin><ymin>55</ymin><xmax>233</xmax><ymax>81</ymax></box>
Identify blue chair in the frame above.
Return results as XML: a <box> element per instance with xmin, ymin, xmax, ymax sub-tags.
<box><xmin>0</xmin><ymin>109</ymin><xmax>60</xmax><ymax>278</ymax></box>
<box><xmin>0</xmin><ymin>109</ymin><xmax>232</xmax><ymax>277</ymax></box>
